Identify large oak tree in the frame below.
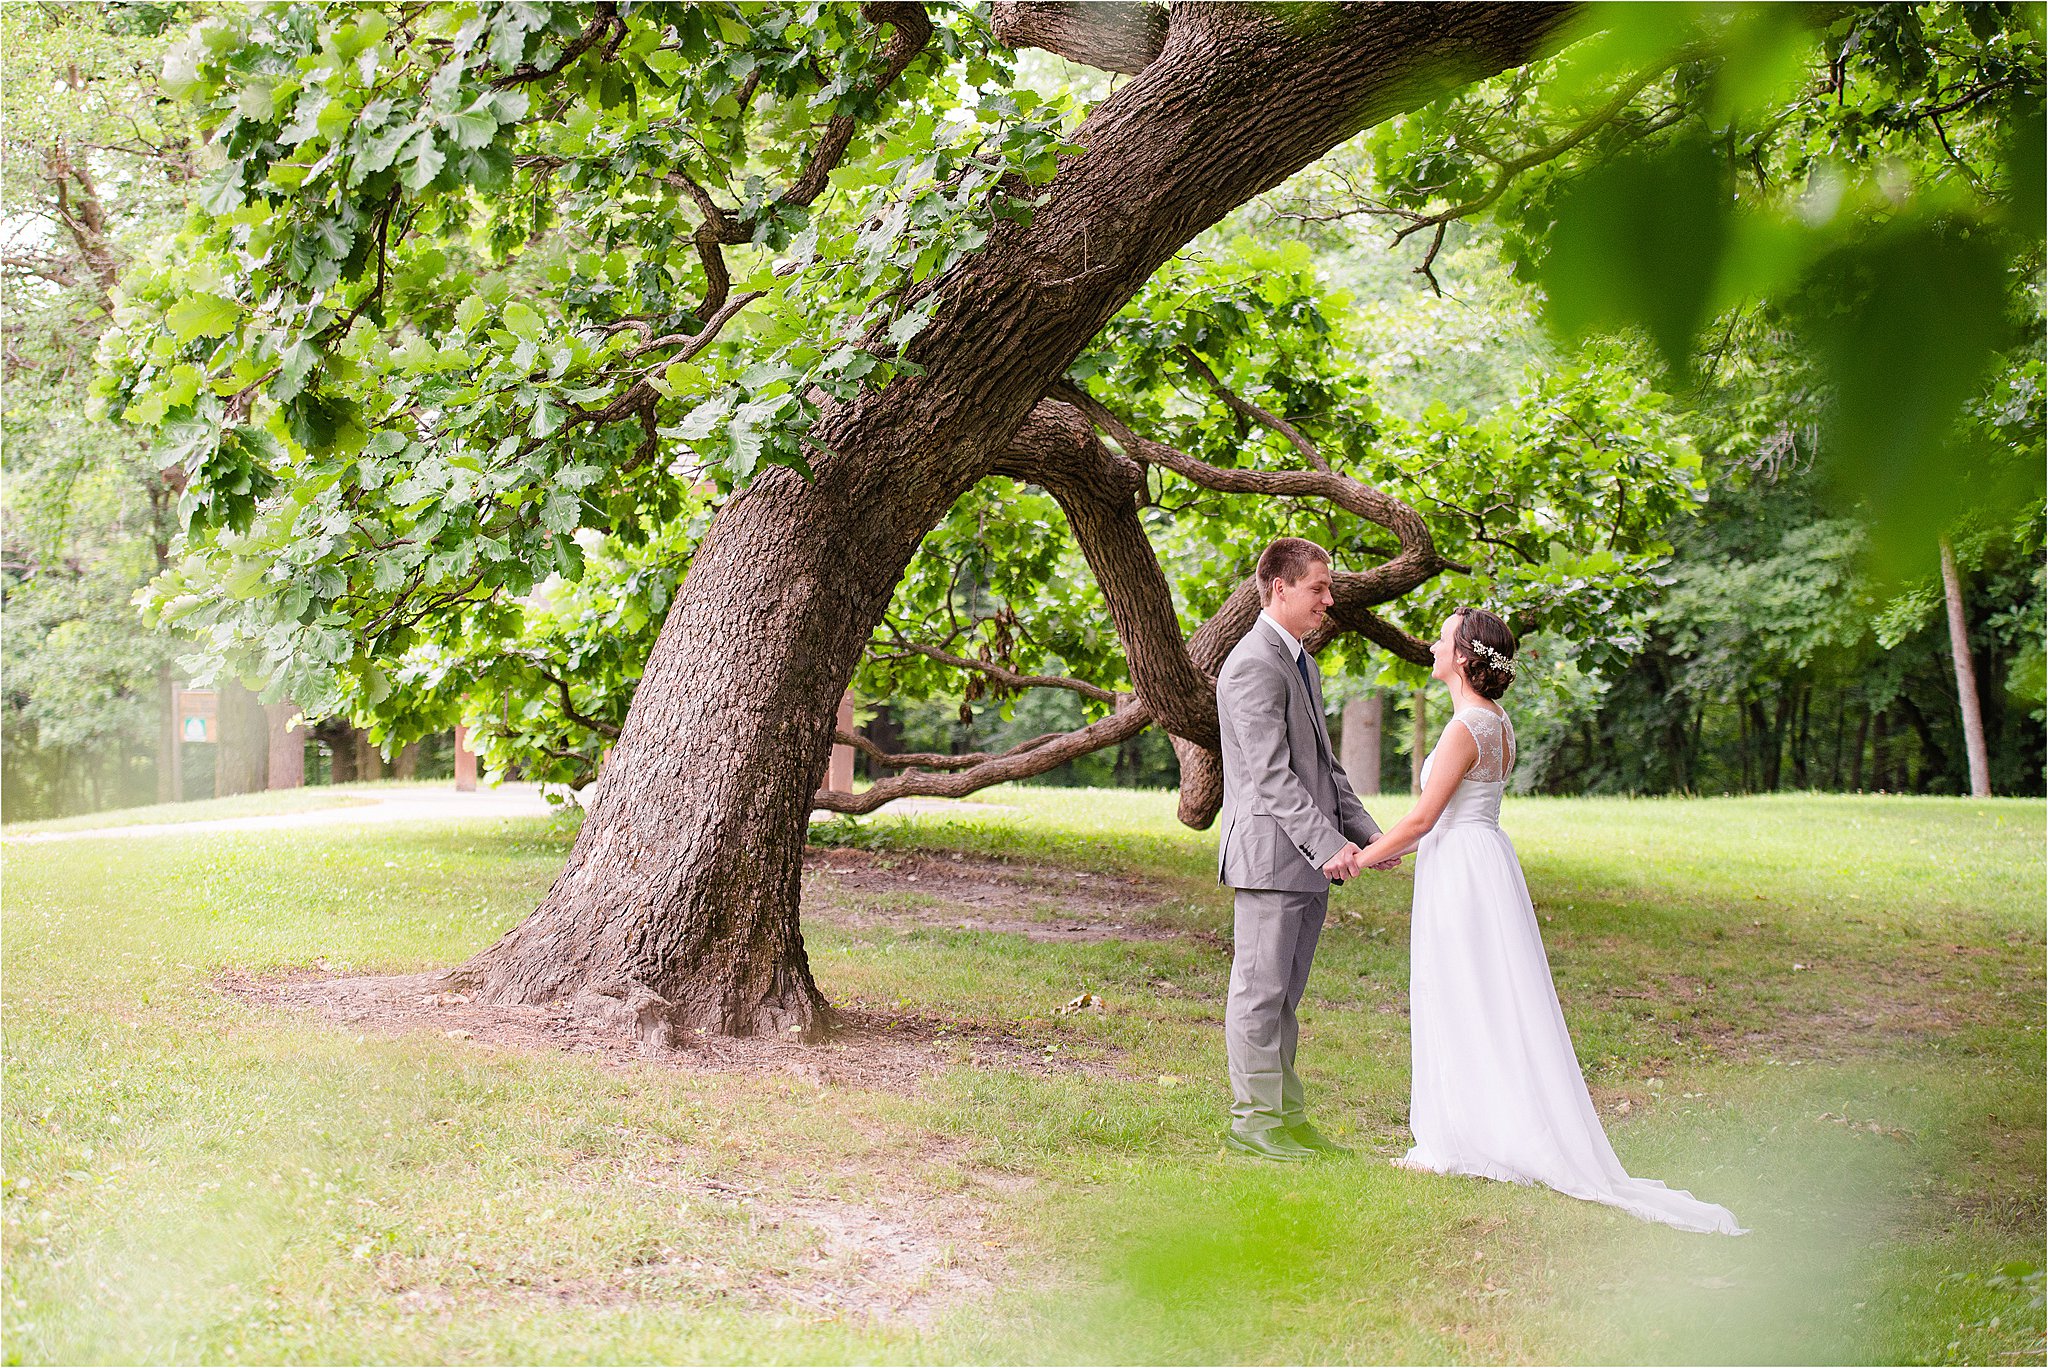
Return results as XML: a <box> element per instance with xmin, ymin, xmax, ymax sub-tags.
<box><xmin>105</xmin><ymin>2</ymin><xmax>1582</xmax><ymax>1040</ymax></box>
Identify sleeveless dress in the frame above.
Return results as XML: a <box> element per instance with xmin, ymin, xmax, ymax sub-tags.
<box><xmin>1405</xmin><ymin>705</ymin><xmax>1745</xmax><ymax>1235</ymax></box>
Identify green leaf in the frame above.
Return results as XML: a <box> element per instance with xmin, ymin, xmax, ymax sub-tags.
<box><xmin>1817</xmin><ymin>222</ymin><xmax>2020</xmax><ymax>579</ymax></box>
<box><xmin>166</xmin><ymin>294</ymin><xmax>243</xmax><ymax>343</ymax></box>
<box><xmin>1538</xmin><ymin>134</ymin><xmax>1731</xmax><ymax>378</ymax></box>
<box><xmin>502</xmin><ymin>301</ymin><xmax>543</xmax><ymax>340</ymax></box>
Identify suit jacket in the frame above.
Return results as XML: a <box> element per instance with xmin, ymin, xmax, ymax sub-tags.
<box><xmin>1215</xmin><ymin>618</ymin><xmax>1382</xmax><ymax>892</ymax></box>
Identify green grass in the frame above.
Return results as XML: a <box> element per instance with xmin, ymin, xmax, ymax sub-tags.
<box><xmin>4</xmin><ymin>787</ymin><xmax>2041</xmax><ymax>1364</ymax></box>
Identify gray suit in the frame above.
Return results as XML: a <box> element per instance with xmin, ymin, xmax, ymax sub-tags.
<box><xmin>1215</xmin><ymin>617</ymin><xmax>1381</xmax><ymax>1134</ymax></box>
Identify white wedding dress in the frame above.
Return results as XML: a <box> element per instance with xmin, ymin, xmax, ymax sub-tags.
<box><xmin>1404</xmin><ymin>705</ymin><xmax>1745</xmax><ymax>1235</ymax></box>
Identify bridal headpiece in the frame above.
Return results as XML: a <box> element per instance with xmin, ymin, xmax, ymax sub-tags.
<box><xmin>1467</xmin><ymin>639</ymin><xmax>1516</xmax><ymax>676</ymax></box>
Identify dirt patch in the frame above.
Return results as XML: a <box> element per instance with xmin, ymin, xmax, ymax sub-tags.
<box><xmin>219</xmin><ymin>968</ymin><xmax>1123</xmax><ymax>1092</ymax></box>
<box><xmin>366</xmin><ymin>1165</ymin><xmax>1012</xmax><ymax>1329</ymax></box>
<box><xmin>804</xmin><ymin>846</ymin><xmax>1193</xmax><ymax>943</ymax></box>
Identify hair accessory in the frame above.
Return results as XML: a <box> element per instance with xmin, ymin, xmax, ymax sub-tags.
<box><xmin>1467</xmin><ymin>639</ymin><xmax>1517</xmax><ymax>676</ymax></box>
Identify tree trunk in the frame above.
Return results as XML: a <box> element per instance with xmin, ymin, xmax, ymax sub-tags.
<box><xmin>265</xmin><ymin>703</ymin><xmax>305</xmax><ymax>789</ymax></box>
<box><xmin>1791</xmin><ymin>685</ymin><xmax>1811</xmax><ymax>790</ymax></box>
<box><xmin>1848</xmin><ymin>705</ymin><xmax>1870</xmax><ymax>791</ymax></box>
<box><xmin>215</xmin><ymin>682</ymin><xmax>270</xmax><ymax>796</ymax></box>
<box><xmin>312</xmin><ymin>717</ymin><xmax>359</xmax><ymax>783</ymax></box>
<box><xmin>1939</xmin><ymin>536</ymin><xmax>1992</xmax><ymax>796</ymax></box>
<box><xmin>392</xmin><ymin>741</ymin><xmax>420</xmax><ymax>780</ymax></box>
<box><xmin>1410</xmin><ymin>688</ymin><xmax>1429</xmax><ymax>792</ymax></box>
<box><xmin>1871</xmin><ymin>707</ymin><xmax>1891</xmax><ymax>791</ymax></box>
<box><xmin>1738</xmin><ymin>699</ymin><xmax>1753</xmax><ymax>792</ymax></box>
<box><xmin>448</xmin><ymin>2</ymin><xmax>1571</xmax><ymax>1041</ymax></box>
<box><xmin>158</xmin><ymin>665</ymin><xmax>181</xmax><ymax>804</ymax></box>
<box><xmin>1897</xmin><ymin>694</ymin><xmax>1947</xmax><ymax>792</ymax></box>
<box><xmin>1341</xmin><ymin>689</ymin><xmax>1383</xmax><ymax>796</ymax></box>
<box><xmin>354</xmin><ymin>730</ymin><xmax>387</xmax><ymax>782</ymax></box>
<box><xmin>1829</xmin><ymin>692</ymin><xmax>1847</xmax><ymax>789</ymax></box>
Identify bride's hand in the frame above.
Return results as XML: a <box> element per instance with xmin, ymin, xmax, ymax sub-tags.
<box><xmin>1363</xmin><ymin>838</ymin><xmax>1402</xmax><ymax>871</ymax></box>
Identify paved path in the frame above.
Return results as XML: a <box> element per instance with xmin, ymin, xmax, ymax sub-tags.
<box><xmin>4</xmin><ymin>786</ymin><xmax>1009</xmax><ymax>844</ymax></box>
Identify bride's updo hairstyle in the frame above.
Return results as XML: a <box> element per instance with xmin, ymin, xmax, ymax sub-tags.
<box><xmin>1454</xmin><ymin>606</ymin><xmax>1518</xmax><ymax>700</ymax></box>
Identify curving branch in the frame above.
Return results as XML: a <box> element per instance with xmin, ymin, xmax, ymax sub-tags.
<box><xmin>873</xmin><ymin>633</ymin><xmax>1119</xmax><ymax>704</ymax></box>
<box><xmin>493</xmin><ymin>5</ymin><xmax>624</xmax><ymax>88</ymax></box>
<box><xmin>684</xmin><ymin>2</ymin><xmax>936</xmax><ymax>246</ymax></box>
<box><xmin>833</xmin><ymin>727</ymin><xmax>1068</xmax><ymax>770</ymax></box>
<box><xmin>1174</xmin><ymin>346</ymin><xmax>1331</xmax><ymax>473</ymax></box>
<box><xmin>990</xmin><ymin>1</ymin><xmax>1168</xmax><ymax>75</ymax></box>
<box><xmin>516</xmin><ymin>654</ymin><xmax>622</xmax><ymax>739</ymax></box>
<box><xmin>1052</xmin><ymin>378</ymin><xmax>1463</xmax><ymax>589</ymax></box>
<box><xmin>814</xmin><ymin>699</ymin><xmax>1154</xmax><ymax>813</ymax></box>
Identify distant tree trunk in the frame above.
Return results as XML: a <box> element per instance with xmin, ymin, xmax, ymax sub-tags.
<box><xmin>1686</xmin><ymin>708</ymin><xmax>1704</xmax><ymax>792</ymax></box>
<box><xmin>1791</xmin><ymin>686</ymin><xmax>1811</xmax><ymax>789</ymax></box>
<box><xmin>264</xmin><ymin>704</ymin><xmax>305</xmax><ymax>789</ymax></box>
<box><xmin>215</xmin><ymin>682</ymin><xmax>270</xmax><ymax>796</ymax></box>
<box><xmin>1848</xmin><ymin>705</ymin><xmax>1870</xmax><ymax>791</ymax></box>
<box><xmin>312</xmin><ymin>717</ymin><xmax>358</xmax><ymax>783</ymax></box>
<box><xmin>1410</xmin><ymin>688</ymin><xmax>1428</xmax><ymax>792</ymax></box>
<box><xmin>1752</xmin><ymin>694</ymin><xmax>1792</xmax><ymax>791</ymax></box>
<box><xmin>1738</xmin><ymin>699</ymin><xmax>1753</xmax><ymax>792</ymax></box>
<box><xmin>392</xmin><ymin>742</ymin><xmax>420</xmax><ymax>780</ymax></box>
<box><xmin>1897</xmin><ymin>695</ymin><xmax>1946</xmax><ymax>792</ymax></box>
<box><xmin>1835</xmin><ymin>696</ymin><xmax>1851</xmax><ymax>790</ymax></box>
<box><xmin>1341</xmin><ymin>690</ymin><xmax>1383</xmax><ymax>796</ymax></box>
<box><xmin>859</xmin><ymin>704</ymin><xmax>905</xmax><ymax>784</ymax></box>
<box><xmin>1939</xmin><ymin>536</ymin><xmax>1993</xmax><ymax>797</ymax></box>
<box><xmin>354</xmin><ymin>730</ymin><xmax>387</xmax><ymax>782</ymax></box>
<box><xmin>157</xmin><ymin>665</ymin><xmax>181</xmax><ymax>804</ymax></box>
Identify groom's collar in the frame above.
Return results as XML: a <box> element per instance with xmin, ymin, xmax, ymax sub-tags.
<box><xmin>1257</xmin><ymin>610</ymin><xmax>1304</xmax><ymax>660</ymax></box>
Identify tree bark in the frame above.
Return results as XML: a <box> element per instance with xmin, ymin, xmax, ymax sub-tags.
<box><xmin>450</xmin><ymin>2</ymin><xmax>1572</xmax><ymax>1041</ymax></box>
<box><xmin>1939</xmin><ymin>536</ymin><xmax>1992</xmax><ymax>796</ymax></box>
<box><xmin>215</xmin><ymin>682</ymin><xmax>270</xmax><ymax>797</ymax></box>
<box><xmin>1341</xmin><ymin>689</ymin><xmax>1383</xmax><ymax>796</ymax></box>
<box><xmin>265</xmin><ymin>703</ymin><xmax>305</xmax><ymax>789</ymax></box>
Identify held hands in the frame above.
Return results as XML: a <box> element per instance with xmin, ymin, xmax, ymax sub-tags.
<box><xmin>1362</xmin><ymin>836</ymin><xmax>1403</xmax><ymax>871</ymax></box>
<box><xmin>1321</xmin><ymin>842</ymin><xmax>1367</xmax><ymax>882</ymax></box>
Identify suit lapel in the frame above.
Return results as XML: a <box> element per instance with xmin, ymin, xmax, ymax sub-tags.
<box><xmin>1260</xmin><ymin>620</ymin><xmax>1332</xmax><ymax>765</ymax></box>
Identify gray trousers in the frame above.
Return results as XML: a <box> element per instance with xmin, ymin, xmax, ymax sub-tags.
<box><xmin>1225</xmin><ymin>885</ymin><xmax>1328</xmax><ymax>1134</ymax></box>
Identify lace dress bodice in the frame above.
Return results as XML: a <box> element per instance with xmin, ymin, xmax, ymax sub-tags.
<box><xmin>1420</xmin><ymin>706</ymin><xmax>1517</xmax><ymax>830</ymax></box>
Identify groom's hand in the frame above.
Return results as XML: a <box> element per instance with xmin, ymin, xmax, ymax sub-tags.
<box><xmin>1322</xmin><ymin>843</ymin><xmax>1365</xmax><ymax>881</ymax></box>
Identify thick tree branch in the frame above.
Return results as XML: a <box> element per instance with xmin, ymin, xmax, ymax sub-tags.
<box><xmin>1053</xmin><ymin>378</ymin><xmax>1460</xmax><ymax>589</ymax></box>
<box><xmin>990</xmin><ymin>1</ymin><xmax>1169</xmax><ymax>75</ymax></box>
<box><xmin>814</xmin><ymin>699</ymin><xmax>1153</xmax><ymax>812</ymax></box>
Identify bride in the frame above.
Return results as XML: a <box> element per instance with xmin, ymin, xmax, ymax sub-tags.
<box><xmin>1362</xmin><ymin>607</ymin><xmax>1745</xmax><ymax>1235</ymax></box>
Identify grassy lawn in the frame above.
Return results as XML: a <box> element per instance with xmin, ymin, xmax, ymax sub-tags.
<box><xmin>3</xmin><ymin>787</ymin><xmax>2041</xmax><ymax>1364</ymax></box>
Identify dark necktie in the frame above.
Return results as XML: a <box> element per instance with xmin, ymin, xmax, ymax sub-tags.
<box><xmin>1294</xmin><ymin>650</ymin><xmax>1330</xmax><ymax>761</ymax></box>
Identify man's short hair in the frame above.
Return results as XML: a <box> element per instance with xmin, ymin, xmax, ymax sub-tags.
<box><xmin>1256</xmin><ymin>537</ymin><xmax>1330</xmax><ymax>605</ymax></box>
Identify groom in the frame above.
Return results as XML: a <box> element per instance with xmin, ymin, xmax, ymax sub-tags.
<box><xmin>1215</xmin><ymin>537</ymin><xmax>1381</xmax><ymax>1162</ymax></box>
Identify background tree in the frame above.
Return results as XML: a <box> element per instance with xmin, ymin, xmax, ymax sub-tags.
<box><xmin>2</xmin><ymin>1</ymin><xmax>199</xmax><ymax>818</ymax></box>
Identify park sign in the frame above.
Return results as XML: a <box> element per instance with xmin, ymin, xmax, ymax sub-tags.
<box><xmin>175</xmin><ymin>688</ymin><xmax>217</xmax><ymax>745</ymax></box>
